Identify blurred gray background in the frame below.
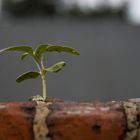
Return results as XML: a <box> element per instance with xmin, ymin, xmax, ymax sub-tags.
<box><xmin>0</xmin><ymin>0</ymin><xmax>140</xmax><ymax>101</ymax></box>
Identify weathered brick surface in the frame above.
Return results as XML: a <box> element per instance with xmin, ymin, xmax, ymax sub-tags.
<box><xmin>0</xmin><ymin>102</ymin><xmax>36</xmax><ymax>140</ymax></box>
<box><xmin>1</xmin><ymin>98</ymin><xmax>140</xmax><ymax>140</ymax></box>
<box><xmin>47</xmin><ymin>101</ymin><xmax>126</xmax><ymax>140</ymax></box>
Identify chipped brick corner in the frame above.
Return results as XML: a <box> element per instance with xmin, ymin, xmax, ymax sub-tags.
<box><xmin>0</xmin><ymin>96</ymin><xmax>140</xmax><ymax>140</ymax></box>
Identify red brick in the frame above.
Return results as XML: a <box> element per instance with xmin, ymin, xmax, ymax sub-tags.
<box><xmin>0</xmin><ymin>102</ymin><xmax>36</xmax><ymax>140</ymax></box>
<box><xmin>47</xmin><ymin>101</ymin><xmax>126</xmax><ymax>140</ymax></box>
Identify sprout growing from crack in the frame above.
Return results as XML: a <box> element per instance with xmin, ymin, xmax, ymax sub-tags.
<box><xmin>0</xmin><ymin>44</ymin><xmax>80</xmax><ymax>99</ymax></box>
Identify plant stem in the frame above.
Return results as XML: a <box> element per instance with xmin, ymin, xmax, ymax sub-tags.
<box><xmin>33</xmin><ymin>55</ymin><xmax>47</xmax><ymax>99</ymax></box>
<box><xmin>41</xmin><ymin>72</ymin><xmax>47</xmax><ymax>99</ymax></box>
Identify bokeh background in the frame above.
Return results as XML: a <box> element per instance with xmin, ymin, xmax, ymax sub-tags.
<box><xmin>0</xmin><ymin>0</ymin><xmax>140</xmax><ymax>101</ymax></box>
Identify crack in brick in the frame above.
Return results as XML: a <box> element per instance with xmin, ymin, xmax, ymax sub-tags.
<box><xmin>30</xmin><ymin>96</ymin><xmax>52</xmax><ymax>140</ymax></box>
<box><xmin>123</xmin><ymin>101</ymin><xmax>140</xmax><ymax>140</ymax></box>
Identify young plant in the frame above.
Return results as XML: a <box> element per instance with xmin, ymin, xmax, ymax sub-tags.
<box><xmin>0</xmin><ymin>44</ymin><xmax>80</xmax><ymax>99</ymax></box>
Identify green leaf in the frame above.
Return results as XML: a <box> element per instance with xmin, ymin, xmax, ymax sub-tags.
<box><xmin>46</xmin><ymin>61</ymin><xmax>66</xmax><ymax>73</ymax></box>
<box><xmin>0</xmin><ymin>46</ymin><xmax>33</xmax><ymax>54</ymax></box>
<box><xmin>34</xmin><ymin>44</ymin><xmax>80</xmax><ymax>60</ymax></box>
<box><xmin>34</xmin><ymin>44</ymin><xmax>49</xmax><ymax>60</ymax></box>
<box><xmin>16</xmin><ymin>71</ymin><xmax>40</xmax><ymax>83</ymax></box>
<box><xmin>21</xmin><ymin>53</ymin><xmax>29</xmax><ymax>60</ymax></box>
<box><xmin>46</xmin><ymin>45</ymin><xmax>80</xmax><ymax>55</ymax></box>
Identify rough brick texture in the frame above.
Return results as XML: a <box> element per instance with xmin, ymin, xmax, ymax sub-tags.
<box><xmin>1</xmin><ymin>99</ymin><xmax>140</xmax><ymax>140</ymax></box>
<box><xmin>0</xmin><ymin>102</ymin><xmax>36</xmax><ymax>140</ymax></box>
<box><xmin>47</xmin><ymin>101</ymin><xmax>126</xmax><ymax>140</ymax></box>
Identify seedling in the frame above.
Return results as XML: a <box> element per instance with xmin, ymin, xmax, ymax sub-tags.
<box><xmin>0</xmin><ymin>44</ymin><xmax>80</xmax><ymax>99</ymax></box>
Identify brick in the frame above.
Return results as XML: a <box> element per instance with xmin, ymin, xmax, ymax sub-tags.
<box><xmin>0</xmin><ymin>102</ymin><xmax>36</xmax><ymax>140</ymax></box>
<box><xmin>1</xmin><ymin>98</ymin><xmax>140</xmax><ymax>140</ymax></box>
<box><xmin>47</xmin><ymin>101</ymin><xmax>126</xmax><ymax>140</ymax></box>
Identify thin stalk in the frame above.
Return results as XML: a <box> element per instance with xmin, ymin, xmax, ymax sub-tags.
<box><xmin>33</xmin><ymin>55</ymin><xmax>47</xmax><ymax>99</ymax></box>
<box><xmin>41</xmin><ymin>72</ymin><xmax>47</xmax><ymax>99</ymax></box>
<box><xmin>40</xmin><ymin>57</ymin><xmax>47</xmax><ymax>99</ymax></box>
